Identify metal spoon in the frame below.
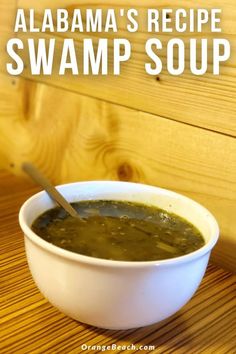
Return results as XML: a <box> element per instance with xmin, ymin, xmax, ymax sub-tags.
<box><xmin>22</xmin><ymin>162</ymin><xmax>84</xmax><ymax>221</ymax></box>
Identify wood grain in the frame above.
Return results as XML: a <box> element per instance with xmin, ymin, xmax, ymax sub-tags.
<box><xmin>0</xmin><ymin>0</ymin><xmax>16</xmax><ymax>74</ymax></box>
<box><xmin>14</xmin><ymin>0</ymin><xmax>236</xmax><ymax>136</ymax></box>
<box><xmin>1</xmin><ymin>171</ymin><xmax>236</xmax><ymax>353</ymax></box>
<box><xmin>0</xmin><ymin>72</ymin><xmax>235</xmax><ymax>271</ymax></box>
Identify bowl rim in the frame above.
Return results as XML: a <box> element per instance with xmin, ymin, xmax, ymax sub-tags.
<box><xmin>19</xmin><ymin>181</ymin><xmax>219</xmax><ymax>268</ymax></box>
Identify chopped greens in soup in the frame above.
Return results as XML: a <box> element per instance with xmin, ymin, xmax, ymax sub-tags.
<box><xmin>32</xmin><ymin>200</ymin><xmax>205</xmax><ymax>261</ymax></box>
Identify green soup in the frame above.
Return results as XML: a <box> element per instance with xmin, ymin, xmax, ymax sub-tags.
<box><xmin>32</xmin><ymin>200</ymin><xmax>205</xmax><ymax>261</ymax></box>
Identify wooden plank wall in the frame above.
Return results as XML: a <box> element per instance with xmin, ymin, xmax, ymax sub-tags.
<box><xmin>0</xmin><ymin>1</ymin><xmax>235</xmax><ymax>271</ymax></box>
<box><xmin>17</xmin><ymin>0</ymin><xmax>236</xmax><ymax>136</ymax></box>
<box><xmin>0</xmin><ymin>0</ymin><xmax>16</xmax><ymax>74</ymax></box>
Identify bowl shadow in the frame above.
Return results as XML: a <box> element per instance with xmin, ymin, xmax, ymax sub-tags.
<box><xmin>79</xmin><ymin>309</ymin><xmax>193</xmax><ymax>351</ymax></box>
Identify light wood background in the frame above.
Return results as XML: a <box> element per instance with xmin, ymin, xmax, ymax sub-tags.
<box><xmin>0</xmin><ymin>0</ymin><xmax>235</xmax><ymax>272</ymax></box>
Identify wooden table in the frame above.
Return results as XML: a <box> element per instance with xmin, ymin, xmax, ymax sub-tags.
<box><xmin>1</xmin><ymin>171</ymin><xmax>235</xmax><ymax>354</ymax></box>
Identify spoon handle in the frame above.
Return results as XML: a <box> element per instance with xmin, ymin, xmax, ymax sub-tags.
<box><xmin>22</xmin><ymin>163</ymin><xmax>80</xmax><ymax>219</ymax></box>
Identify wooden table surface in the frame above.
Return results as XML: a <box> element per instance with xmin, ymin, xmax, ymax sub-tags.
<box><xmin>1</xmin><ymin>171</ymin><xmax>236</xmax><ymax>354</ymax></box>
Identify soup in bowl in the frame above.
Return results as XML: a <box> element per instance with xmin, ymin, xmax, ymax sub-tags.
<box><xmin>19</xmin><ymin>181</ymin><xmax>219</xmax><ymax>330</ymax></box>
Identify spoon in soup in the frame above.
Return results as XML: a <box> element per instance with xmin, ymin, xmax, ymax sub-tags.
<box><xmin>22</xmin><ymin>162</ymin><xmax>85</xmax><ymax>221</ymax></box>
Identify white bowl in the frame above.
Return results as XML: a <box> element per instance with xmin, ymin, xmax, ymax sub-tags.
<box><xmin>19</xmin><ymin>181</ymin><xmax>219</xmax><ymax>330</ymax></box>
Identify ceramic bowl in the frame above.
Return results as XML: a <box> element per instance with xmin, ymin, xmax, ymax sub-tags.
<box><xmin>19</xmin><ymin>181</ymin><xmax>219</xmax><ymax>330</ymax></box>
